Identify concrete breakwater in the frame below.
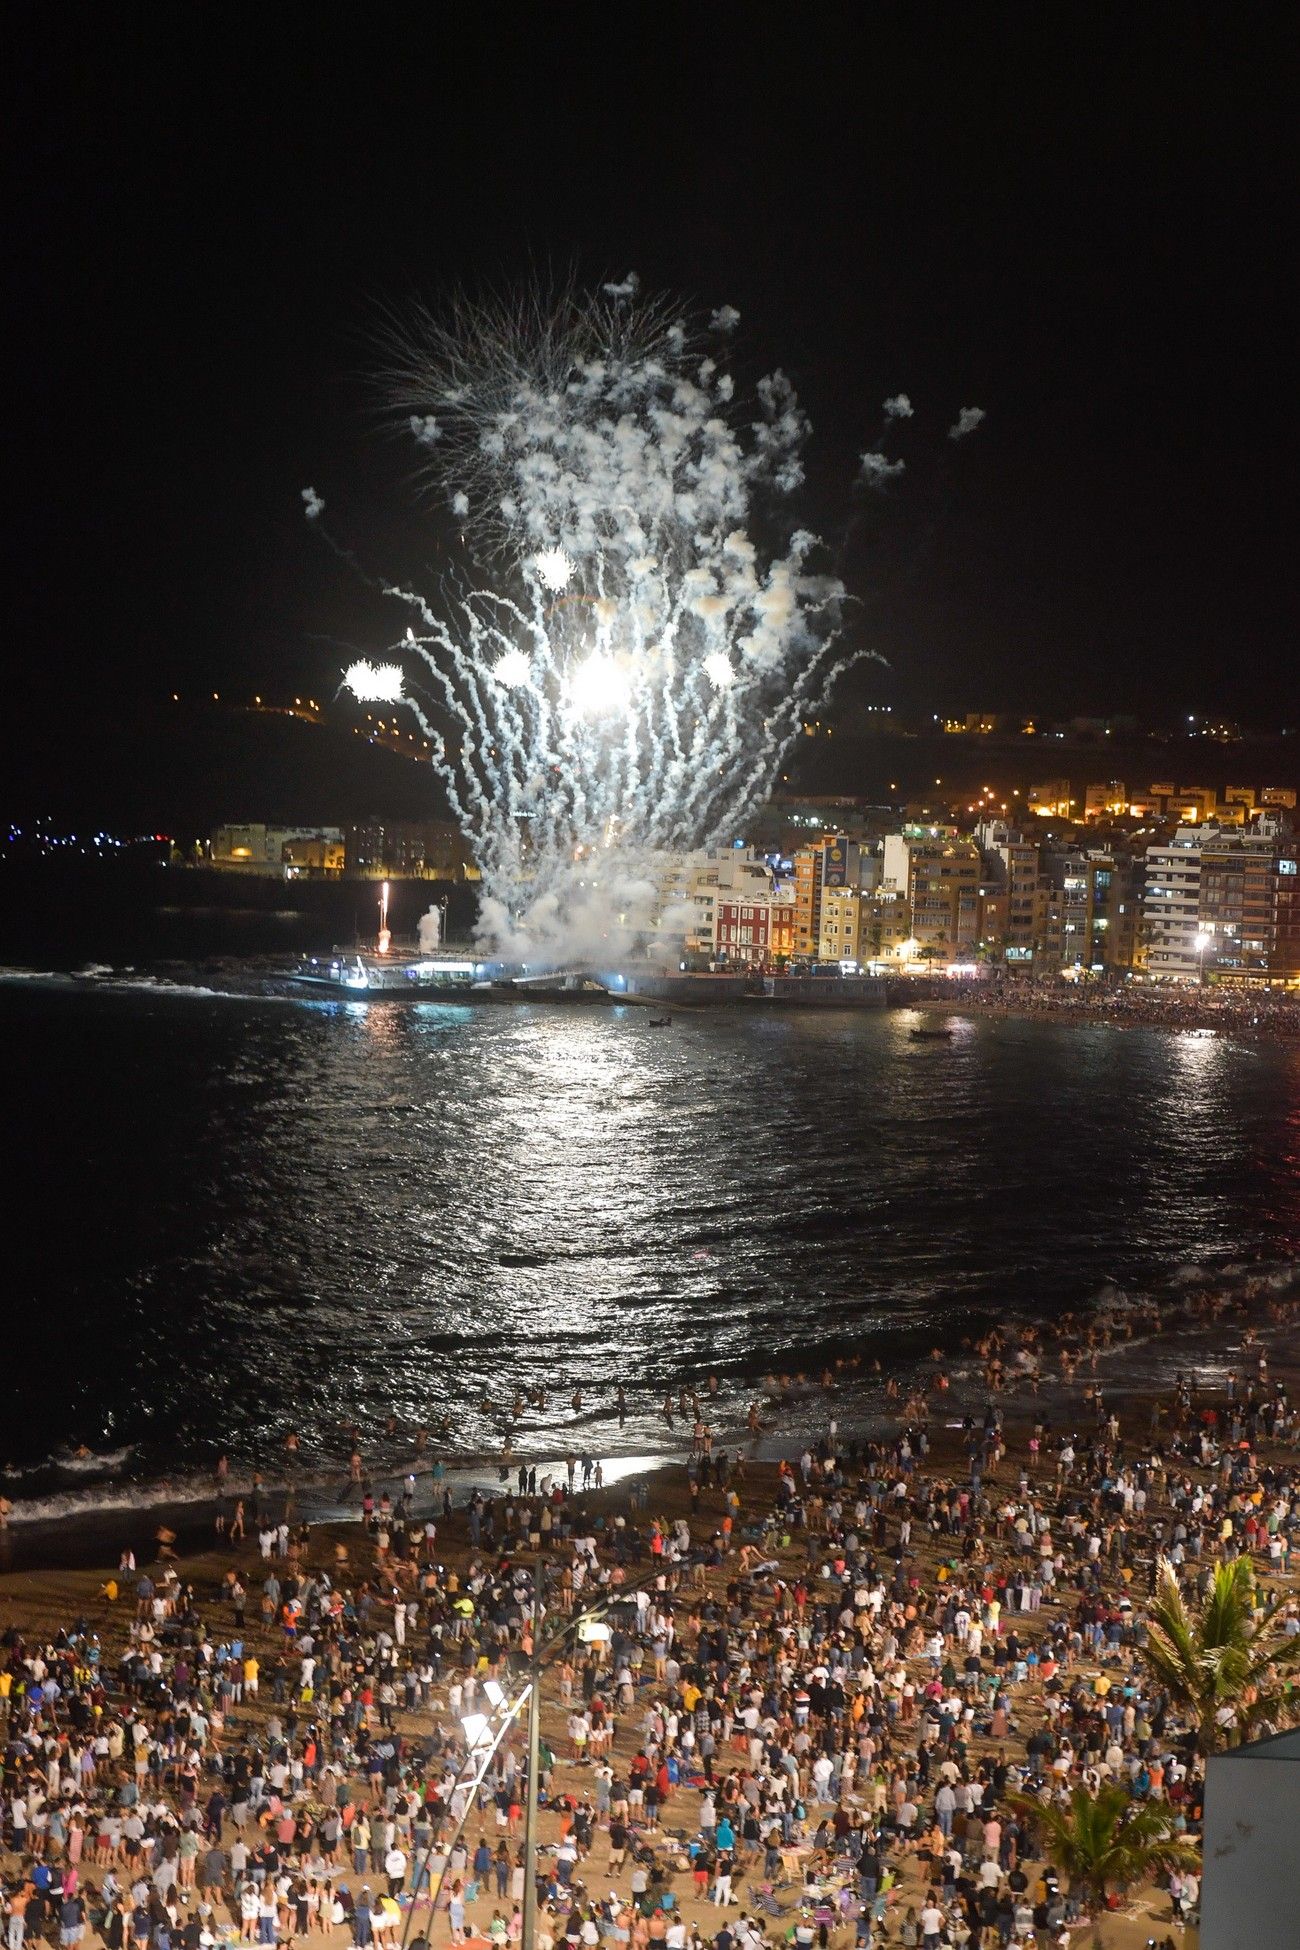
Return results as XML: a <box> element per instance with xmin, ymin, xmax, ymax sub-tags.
<box><xmin>606</xmin><ymin>968</ymin><xmax>889</xmax><ymax>1006</ymax></box>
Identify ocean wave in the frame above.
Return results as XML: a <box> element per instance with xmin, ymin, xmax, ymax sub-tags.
<box><xmin>0</xmin><ymin>966</ymin><xmax>269</xmax><ymax>1002</ymax></box>
<box><xmin>2</xmin><ymin>1476</ymin><xmax>224</xmax><ymax>1526</ymax></box>
<box><xmin>77</xmin><ymin>972</ymin><xmax>229</xmax><ymax>998</ymax></box>
<box><xmin>0</xmin><ymin>1467</ymin><xmax>317</xmax><ymax>1527</ymax></box>
<box><xmin>0</xmin><ymin>1449</ymin><xmax>660</xmax><ymax>1530</ymax></box>
<box><xmin>3</xmin><ymin>1446</ymin><xmax>137</xmax><ymax>1483</ymax></box>
<box><xmin>53</xmin><ymin>1445</ymin><xmax>135</xmax><ymax>1476</ymax></box>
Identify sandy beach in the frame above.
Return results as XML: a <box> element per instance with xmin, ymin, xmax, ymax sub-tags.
<box><xmin>4</xmin><ymin>1277</ymin><xmax>1299</xmax><ymax>1950</ymax></box>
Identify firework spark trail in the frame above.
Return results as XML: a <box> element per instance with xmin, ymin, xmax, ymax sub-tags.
<box><xmin>324</xmin><ymin>281</ymin><xmax>884</xmax><ymax>958</ymax></box>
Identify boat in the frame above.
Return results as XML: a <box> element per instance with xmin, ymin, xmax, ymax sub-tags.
<box><xmin>646</xmin><ymin>1013</ymin><xmax>672</xmax><ymax>1028</ymax></box>
<box><xmin>909</xmin><ymin>1026</ymin><xmax>955</xmax><ymax>1041</ymax></box>
<box><xmin>286</xmin><ymin>949</ymin><xmax>498</xmax><ymax>997</ymax></box>
<box><xmin>285</xmin><ymin>949</ymin><xmax>621</xmax><ymax>1004</ymax></box>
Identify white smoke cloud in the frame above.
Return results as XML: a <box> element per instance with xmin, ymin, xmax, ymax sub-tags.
<box><xmin>409</xmin><ymin>414</ymin><xmax>441</xmax><ymax>446</ymax></box>
<box><xmin>301</xmin><ymin>486</ymin><xmax>325</xmax><ymax>520</ymax></box>
<box><xmin>601</xmin><ymin>272</ymin><xmax>641</xmax><ymax>300</ymax></box>
<box><xmin>709</xmin><ymin>304</ymin><xmax>741</xmax><ymax>333</ymax></box>
<box><xmin>416</xmin><ymin>905</ymin><xmax>443</xmax><ymax>953</ymax></box>
<box><xmin>475</xmin><ymin>854</ymin><xmax>690</xmax><ymax>969</ymax></box>
<box><xmin>860</xmin><ymin>451</ymin><xmax>906</xmax><ymax>489</ymax></box>
<box><xmin>882</xmin><ymin>393</ymin><xmax>913</xmax><ymax>420</ymax></box>
<box><xmin>948</xmin><ymin>406</ymin><xmax>986</xmax><ymax>441</ymax></box>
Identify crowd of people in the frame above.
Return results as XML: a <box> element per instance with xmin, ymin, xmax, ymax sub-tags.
<box><xmin>924</xmin><ymin>976</ymin><xmax>1300</xmax><ymax>1044</ymax></box>
<box><xmin>3</xmin><ymin>1330</ymin><xmax>1298</xmax><ymax>1950</ymax></box>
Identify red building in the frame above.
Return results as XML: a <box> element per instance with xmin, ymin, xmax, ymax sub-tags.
<box><xmin>715</xmin><ymin>897</ymin><xmax>795</xmax><ymax>965</ymax></box>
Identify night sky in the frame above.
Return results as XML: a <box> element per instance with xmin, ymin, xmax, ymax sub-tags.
<box><xmin>7</xmin><ymin>7</ymin><xmax>1296</xmax><ymax>775</ymax></box>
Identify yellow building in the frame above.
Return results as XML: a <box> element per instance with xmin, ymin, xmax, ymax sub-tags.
<box><xmin>210</xmin><ymin>822</ymin><xmax>345</xmax><ymax>875</ymax></box>
<box><xmin>862</xmin><ymin>889</ymin><xmax>912</xmax><ymax>961</ymax></box>
<box><xmin>282</xmin><ymin>835</ymin><xmax>345</xmax><ymax>877</ymax></box>
<box><xmin>1083</xmin><ymin>781</ymin><xmax>1127</xmax><ymax>819</ymax></box>
<box><xmin>817</xmin><ymin>886</ymin><xmax>862</xmax><ymax>961</ymax></box>
<box><xmin>1172</xmin><ymin>786</ymin><xmax>1218</xmax><ymax>823</ymax></box>
<box><xmin>1028</xmin><ymin>780</ymin><xmax>1073</xmax><ymax>819</ymax></box>
<box><xmin>882</xmin><ymin>834</ymin><xmax>982</xmax><ymax>963</ymax></box>
<box><xmin>793</xmin><ymin>835</ymin><xmax>860</xmax><ymax>959</ymax></box>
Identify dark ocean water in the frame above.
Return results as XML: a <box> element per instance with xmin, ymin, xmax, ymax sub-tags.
<box><xmin>2</xmin><ymin>969</ymin><xmax>1298</xmax><ymax>1505</ymax></box>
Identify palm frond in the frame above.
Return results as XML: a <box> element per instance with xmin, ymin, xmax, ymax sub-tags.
<box><xmin>1138</xmin><ymin>1552</ymin><xmax>1296</xmax><ymax>1753</ymax></box>
<box><xmin>1009</xmin><ymin>1784</ymin><xmax>1196</xmax><ymax>1906</ymax></box>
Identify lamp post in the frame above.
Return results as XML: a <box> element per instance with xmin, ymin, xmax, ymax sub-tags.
<box><xmin>520</xmin><ymin>1567</ymin><xmax>664</xmax><ymax>1950</ymax></box>
<box><xmin>397</xmin><ymin>1531</ymin><xmax>671</xmax><ymax>1950</ymax></box>
<box><xmin>401</xmin><ymin>1678</ymin><xmax>531</xmax><ymax>1950</ymax></box>
<box><xmin>1194</xmin><ymin>928</ymin><xmax>1212</xmax><ymax>987</ymax></box>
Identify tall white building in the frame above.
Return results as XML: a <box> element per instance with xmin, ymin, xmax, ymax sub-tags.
<box><xmin>1143</xmin><ymin>825</ymin><xmax>1215</xmax><ymax>979</ymax></box>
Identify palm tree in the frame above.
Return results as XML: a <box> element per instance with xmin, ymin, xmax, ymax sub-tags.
<box><xmin>1139</xmin><ymin>1552</ymin><xmax>1300</xmax><ymax>1754</ymax></box>
<box><xmin>1010</xmin><ymin>1783</ymin><xmax>1198</xmax><ymax>1948</ymax></box>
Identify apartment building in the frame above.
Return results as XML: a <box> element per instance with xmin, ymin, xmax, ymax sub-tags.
<box><xmin>882</xmin><ymin>832</ymin><xmax>981</xmax><ymax>962</ymax></box>
<box><xmin>1143</xmin><ymin>826</ymin><xmax>1215</xmax><ymax>979</ymax></box>
<box><xmin>1198</xmin><ymin>819</ymin><xmax>1300</xmax><ymax>985</ymax></box>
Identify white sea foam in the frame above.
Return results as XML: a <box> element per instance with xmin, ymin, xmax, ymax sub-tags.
<box><xmin>0</xmin><ymin>966</ymin><xmax>266</xmax><ymax>1002</ymax></box>
<box><xmin>51</xmin><ymin>1445</ymin><xmax>135</xmax><ymax>1476</ymax></box>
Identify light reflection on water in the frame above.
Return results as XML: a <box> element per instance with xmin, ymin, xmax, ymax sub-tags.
<box><xmin>0</xmin><ymin>985</ymin><xmax>1297</xmax><ymax>1468</ymax></box>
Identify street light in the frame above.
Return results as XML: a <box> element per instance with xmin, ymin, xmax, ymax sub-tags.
<box><xmin>460</xmin><ymin>1680</ymin><xmax>508</xmax><ymax>1753</ymax></box>
<box><xmin>520</xmin><ymin>1569</ymin><xmax>666</xmax><ymax>1950</ymax></box>
<box><xmin>400</xmin><ymin>1677</ymin><xmax>531</xmax><ymax>1950</ymax></box>
<box><xmin>393</xmin><ymin>1556</ymin><xmax>671</xmax><ymax>1950</ymax></box>
<box><xmin>1194</xmin><ymin>929</ymin><xmax>1212</xmax><ymax>986</ymax></box>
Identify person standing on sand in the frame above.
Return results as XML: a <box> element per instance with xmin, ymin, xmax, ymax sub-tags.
<box><xmin>6</xmin><ymin>1885</ymin><xmax>31</xmax><ymax>1950</ymax></box>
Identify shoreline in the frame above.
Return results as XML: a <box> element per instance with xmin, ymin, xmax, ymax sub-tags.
<box><xmin>5</xmin><ymin>959</ymin><xmax>1300</xmax><ymax>1039</ymax></box>
<box><xmin>5</xmin><ymin>1258</ymin><xmax>1297</xmax><ymax>1575</ymax></box>
<box><xmin>4</xmin><ymin>1312</ymin><xmax>1290</xmax><ymax>1950</ymax></box>
<box><xmin>901</xmin><ymin>980</ymin><xmax>1300</xmax><ymax>1044</ymax></box>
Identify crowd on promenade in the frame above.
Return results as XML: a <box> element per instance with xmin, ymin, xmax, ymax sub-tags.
<box><xmin>931</xmin><ymin>976</ymin><xmax>1300</xmax><ymax>1042</ymax></box>
<box><xmin>3</xmin><ymin>1328</ymin><xmax>1299</xmax><ymax>1950</ymax></box>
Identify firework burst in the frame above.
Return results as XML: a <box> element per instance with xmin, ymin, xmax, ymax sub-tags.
<box><xmin>322</xmin><ymin>278</ymin><xmax>866</xmax><ymax>956</ymax></box>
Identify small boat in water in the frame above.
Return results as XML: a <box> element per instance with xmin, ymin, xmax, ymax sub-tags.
<box><xmin>647</xmin><ymin>1013</ymin><xmax>672</xmax><ymax>1028</ymax></box>
<box><xmin>909</xmin><ymin>1026</ymin><xmax>955</xmax><ymax>1041</ymax></box>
